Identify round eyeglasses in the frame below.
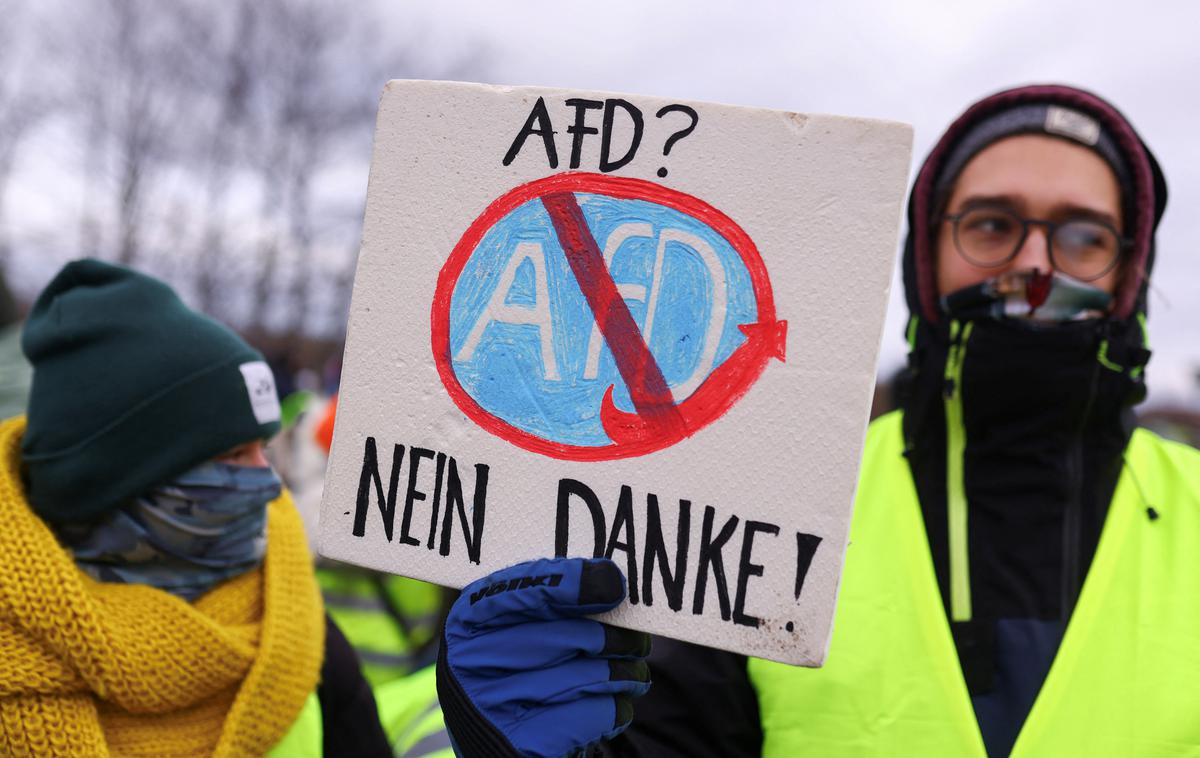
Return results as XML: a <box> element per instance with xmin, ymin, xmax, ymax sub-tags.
<box><xmin>942</xmin><ymin>206</ymin><xmax>1128</xmax><ymax>282</ymax></box>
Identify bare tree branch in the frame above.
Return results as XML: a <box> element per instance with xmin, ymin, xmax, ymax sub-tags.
<box><xmin>14</xmin><ymin>0</ymin><xmax>491</xmax><ymax>347</ymax></box>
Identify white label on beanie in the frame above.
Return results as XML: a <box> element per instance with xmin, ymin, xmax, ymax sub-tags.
<box><xmin>1044</xmin><ymin>106</ymin><xmax>1100</xmax><ymax>146</ymax></box>
<box><xmin>239</xmin><ymin>361</ymin><xmax>282</xmax><ymax>424</ymax></box>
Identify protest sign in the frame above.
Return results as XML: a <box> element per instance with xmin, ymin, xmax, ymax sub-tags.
<box><xmin>319</xmin><ymin>80</ymin><xmax>912</xmax><ymax>666</ymax></box>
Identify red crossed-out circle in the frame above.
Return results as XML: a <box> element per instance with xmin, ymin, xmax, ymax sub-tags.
<box><xmin>431</xmin><ymin>171</ymin><xmax>785</xmax><ymax>461</ymax></box>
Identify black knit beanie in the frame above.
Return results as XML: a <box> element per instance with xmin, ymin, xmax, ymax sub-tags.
<box><xmin>20</xmin><ymin>259</ymin><xmax>282</xmax><ymax>523</ymax></box>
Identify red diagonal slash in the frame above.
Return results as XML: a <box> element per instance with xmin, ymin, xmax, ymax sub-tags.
<box><xmin>541</xmin><ymin>191</ymin><xmax>686</xmax><ymax>436</ymax></box>
<box><xmin>433</xmin><ymin>172</ymin><xmax>782</xmax><ymax>461</ymax></box>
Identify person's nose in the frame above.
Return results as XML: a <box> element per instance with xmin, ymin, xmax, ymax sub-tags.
<box><xmin>246</xmin><ymin>442</ymin><xmax>270</xmax><ymax>468</ymax></box>
<box><xmin>1009</xmin><ymin>223</ymin><xmax>1053</xmax><ymax>274</ymax></box>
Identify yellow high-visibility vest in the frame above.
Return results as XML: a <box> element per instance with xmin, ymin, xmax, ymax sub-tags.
<box><xmin>750</xmin><ymin>411</ymin><xmax>1200</xmax><ymax>756</ymax></box>
<box><xmin>317</xmin><ymin>568</ymin><xmax>444</xmax><ymax>686</ymax></box>
<box><xmin>267</xmin><ymin>693</ymin><xmax>322</xmax><ymax>758</ymax></box>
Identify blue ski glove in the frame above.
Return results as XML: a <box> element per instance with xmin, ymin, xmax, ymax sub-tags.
<box><xmin>436</xmin><ymin>557</ymin><xmax>651</xmax><ymax>758</ymax></box>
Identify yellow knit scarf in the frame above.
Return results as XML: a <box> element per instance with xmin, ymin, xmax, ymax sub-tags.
<box><xmin>0</xmin><ymin>418</ymin><xmax>325</xmax><ymax>757</ymax></box>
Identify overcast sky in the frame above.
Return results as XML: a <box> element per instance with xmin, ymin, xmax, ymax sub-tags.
<box><xmin>388</xmin><ymin>0</ymin><xmax>1200</xmax><ymax>406</ymax></box>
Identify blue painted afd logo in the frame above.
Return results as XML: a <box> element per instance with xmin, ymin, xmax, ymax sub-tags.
<box><xmin>445</xmin><ymin>191</ymin><xmax>757</xmax><ymax>449</ymax></box>
<box><xmin>433</xmin><ymin>173</ymin><xmax>784</xmax><ymax>460</ymax></box>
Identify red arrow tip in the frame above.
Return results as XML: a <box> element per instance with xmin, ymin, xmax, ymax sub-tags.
<box><xmin>738</xmin><ymin>319</ymin><xmax>787</xmax><ymax>362</ymax></box>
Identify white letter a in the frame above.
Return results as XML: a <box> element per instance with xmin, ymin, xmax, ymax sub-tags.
<box><xmin>454</xmin><ymin>241</ymin><xmax>560</xmax><ymax>380</ymax></box>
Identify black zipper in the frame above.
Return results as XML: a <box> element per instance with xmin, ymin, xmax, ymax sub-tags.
<box><xmin>1061</xmin><ymin>439</ymin><xmax>1084</xmax><ymax>623</ymax></box>
<box><xmin>1061</xmin><ymin>343</ymin><xmax>1103</xmax><ymax>622</ymax></box>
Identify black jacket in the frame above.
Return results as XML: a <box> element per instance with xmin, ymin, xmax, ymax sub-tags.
<box><xmin>318</xmin><ymin>614</ymin><xmax>393</xmax><ymax>757</ymax></box>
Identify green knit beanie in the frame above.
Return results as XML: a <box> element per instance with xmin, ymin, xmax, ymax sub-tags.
<box><xmin>20</xmin><ymin>259</ymin><xmax>282</xmax><ymax>523</ymax></box>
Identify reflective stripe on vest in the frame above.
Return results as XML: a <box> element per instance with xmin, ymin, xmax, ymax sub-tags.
<box><xmin>375</xmin><ymin>665</ymin><xmax>453</xmax><ymax>757</ymax></box>
<box><xmin>317</xmin><ymin>568</ymin><xmax>443</xmax><ymax>686</ymax></box>
<box><xmin>266</xmin><ymin>691</ymin><xmax>323</xmax><ymax>758</ymax></box>
<box><xmin>749</xmin><ymin>411</ymin><xmax>1200</xmax><ymax>757</ymax></box>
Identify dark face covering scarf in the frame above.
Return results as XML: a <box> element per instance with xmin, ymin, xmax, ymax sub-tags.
<box><xmin>59</xmin><ymin>461</ymin><xmax>283</xmax><ymax>600</ymax></box>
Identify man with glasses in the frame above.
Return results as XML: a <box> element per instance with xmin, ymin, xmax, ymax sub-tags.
<box><xmin>730</xmin><ymin>85</ymin><xmax>1198</xmax><ymax>757</ymax></box>
<box><xmin>420</xmin><ymin>84</ymin><xmax>1200</xmax><ymax>757</ymax></box>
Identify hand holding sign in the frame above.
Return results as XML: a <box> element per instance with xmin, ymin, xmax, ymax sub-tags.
<box><xmin>436</xmin><ymin>557</ymin><xmax>651</xmax><ymax>758</ymax></box>
<box><xmin>319</xmin><ymin>80</ymin><xmax>912</xmax><ymax>666</ymax></box>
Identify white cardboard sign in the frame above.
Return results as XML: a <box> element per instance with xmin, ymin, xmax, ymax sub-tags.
<box><xmin>319</xmin><ymin>80</ymin><xmax>912</xmax><ymax>666</ymax></box>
